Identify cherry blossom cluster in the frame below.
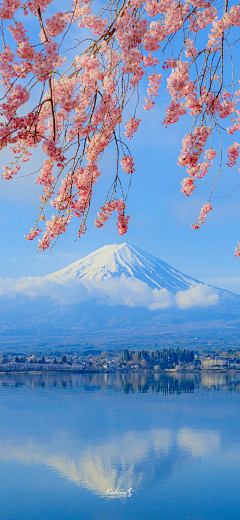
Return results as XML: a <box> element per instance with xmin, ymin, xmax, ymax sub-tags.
<box><xmin>24</xmin><ymin>227</ymin><xmax>43</xmax><ymax>241</ymax></box>
<box><xmin>143</xmin><ymin>73</ymin><xmax>162</xmax><ymax>110</ymax></box>
<box><xmin>207</xmin><ymin>5</ymin><xmax>240</xmax><ymax>51</ymax></box>
<box><xmin>2</xmin><ymin>164</ymin><xmax>20</xmax><ymax>179</ymax></box>
<box><xmin>38</xmin><ymin>215</ymin><xmax>73</xmax><ymax>252</ymax></box>
<box><xmin>45</xmin><ymin>12</ymin><xmax>68</xmax><ymax>38</ymax></box>
<box><xmin>0</xmin><ymin>0</ymin><xmax>20</xmax><ymax>19</ymax></box>
<box><xmin>235</xmin><ymin>243</ymin><xmax>240</xmax><ymax>259</ymax></box>
<box><xmin>121</xmin><ymin>156</ymin><xmax>135</xmax><ymax>174</ymax></box>
<box><xmin>178</xmin><ymin>127</ymin><xmax>212</xmax><ymax>196</ymax></box>
<box><xmin>36</xmin><ymin>160</ymin><xmax>56</xmax><ymax>202</ymax></box>
<box><xmin>191</xmin><ymin>202</ymin><xmax>212</xmax><ymax>230</ymax></box>
<box><xmin>226</xmin><ymin>143</ymin><xmax>239</xmax><ymax>168</ymax></box>
<box><xmin>124</xmin><ymin>118</ymin><xmax>141</xmax><ymax>139</ymax></box>
<box><xmin>95</xmin><ymin>199</ymin><xmax>129</xmax><ymax>235</ymax></box>
<box><xmin>117</xmin><ymin>210</ymin><xmax>130</xmax><ymax>235</ymax></box>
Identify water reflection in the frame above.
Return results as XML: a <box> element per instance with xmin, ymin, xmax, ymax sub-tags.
<box><xmin>0</xmin><ymin>426</ymin><xmax>223</xmax><ymax>497</ymax></box>
<box><xmin>0</xmin><ymin>370</ymin><xmax>240</xmax><ymax>392</ymax></box>
<box><xmin>0</xmin><ymin>371</ymin><xmax>240</xmax><ymax>506</ymax></box>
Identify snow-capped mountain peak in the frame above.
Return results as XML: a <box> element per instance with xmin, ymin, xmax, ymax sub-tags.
<box><xmin>2</xmin><ymin>242</ymin><xmax>240</xmax><ymax>349</ymax></box>
<box><xmin>47</xmin><ymin>242</ymin><xmax>199</xmax><ymax>292</ymax></box>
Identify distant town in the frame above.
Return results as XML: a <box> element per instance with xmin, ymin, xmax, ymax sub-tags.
<box><xmin>1</xmin><ymin>348</ymin><xmax>240</xmax><ymax>372</ymax></box>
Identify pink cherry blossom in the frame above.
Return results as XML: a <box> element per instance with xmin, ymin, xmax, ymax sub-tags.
<box><xmin>192</xmin><ymin>202</ymin><xmax>212</xmax><ymax>229</ymax></box>
<box><xmin>226</xmin><ymin>143</ymin><xmax>239</xmax><ymax>167</ymax></box>
<box><xmin>0</xmin><ymin>0</ymin><xmax>239</xmax><ymax>255</ymax></box>
<box><xmin>121</xmin><ymin>156</ymin><xmax>135</xmax><ymax>174</ymax></box>
<box><xmin>123</xmin><ymin>118</ymin><xmax>141</xmax><ymax>139</ymax></box>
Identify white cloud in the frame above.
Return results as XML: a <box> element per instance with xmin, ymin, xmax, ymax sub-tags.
<box><xmin>177</xmin><ymin>428</ymin><xmax>221</xmax><ymax>458</ymax></box>
<box><xmin>0</xmin><ymin>276</ymin><xmax>219</xmax><ymax>310</ymax></box>
<box><xmin>88</xmin><ymin>277</ymin><xmax>175</xmax><ymax>309</ymax></box>
<box><xmin>0</xmin><ymin>277</ymin><xmax>90</xmax><ymax>306</ymax></box>
<box><xmin>149</xmin><ymin>287</ymin><xmax>175</xmax><ymax>309</ymax></box>
<box><xmin>174</xmin><ymin>283</ymin><xmax>219</xmax><ymax>309</ymax></box>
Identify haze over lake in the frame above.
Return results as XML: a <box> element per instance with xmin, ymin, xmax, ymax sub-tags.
<box><xmin>1</xmin><ymin>371</ymin><xmax>240</xmax><ymax>520</ymax></box>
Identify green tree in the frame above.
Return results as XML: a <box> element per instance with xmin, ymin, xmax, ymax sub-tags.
<box><xmin>123</xmin><ymin>349</ymin><xmax>130</xmax><ymax>362</ymax></box>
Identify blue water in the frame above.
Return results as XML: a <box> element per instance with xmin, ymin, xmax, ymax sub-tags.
<box><xmin>0</xmin><ymin>371</ymin><xmax>240</xmax><ymax>520</ymax></box>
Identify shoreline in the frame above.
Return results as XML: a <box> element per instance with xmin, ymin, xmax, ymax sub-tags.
<box><xmin>1</xmin><ymin>368</ymin><xmax>240</xmax><ymax>375</ymax></box>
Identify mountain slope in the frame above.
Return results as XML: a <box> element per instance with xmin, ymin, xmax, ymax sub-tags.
<box><xmin>0</xmin><ymin>242</ymin><xmax>240</xmax><ymax>350</ymax></box>
<box><xmin>47</xmin><ymin>242</ymin><xmax>201</xmax><ymax>292</ymax></box>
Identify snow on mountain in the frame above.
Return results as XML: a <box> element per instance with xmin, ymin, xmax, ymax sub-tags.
<box><xmin>1</xmin><ymin>243</ymin><xmax>240</xmax><ymax>349</ymax></box>
<box><xmin>47</xmin><ymin>242</ymin><xmax>200</xmax><ymax>293</ymax></box>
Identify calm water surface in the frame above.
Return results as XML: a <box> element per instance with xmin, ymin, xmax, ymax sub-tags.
<box><xmin>0</xmin><ymin>371</ymin><xmax>240</xmax><ymax>520</ymax></box>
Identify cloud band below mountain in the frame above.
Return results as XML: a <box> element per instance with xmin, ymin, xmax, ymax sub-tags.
<box><xmin>0</xmin><ymin>275</ymin><xmax>219</xmax><ymax>310</ymax></box>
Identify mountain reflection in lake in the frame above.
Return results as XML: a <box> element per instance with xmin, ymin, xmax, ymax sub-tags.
<box><xmin>0</xmin><ymin>372</ymin><xmax>240</xmax><ymax>520</ymax></box>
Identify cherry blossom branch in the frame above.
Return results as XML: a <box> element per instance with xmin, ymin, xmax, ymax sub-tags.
<box><xmin>0</xmin><ymin>0</ymin><xmax>239</xmax><ymax>254</ymax></box>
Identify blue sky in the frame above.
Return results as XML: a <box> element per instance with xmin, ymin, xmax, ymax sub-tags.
<box><xmin>0</xmin><ymin>2</ymin><xmax>240</xmax><ymax>295</ymax></box>
<box><xmin>1</xmin><ymin>101</ymin><xmax>239</xmax><ymax>293</ymax></box>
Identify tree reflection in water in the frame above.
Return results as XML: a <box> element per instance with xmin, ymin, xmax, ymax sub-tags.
<box><xmin>0</xmin><ymin>371</ymin><xmax>240</xmax><ymax>393</ymax></box>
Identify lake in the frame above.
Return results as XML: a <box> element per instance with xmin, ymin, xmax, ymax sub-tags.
<box><xmin>0</xmin><ymin>371</ymin><xmax>240</xmax><ymax>520</ymax></box>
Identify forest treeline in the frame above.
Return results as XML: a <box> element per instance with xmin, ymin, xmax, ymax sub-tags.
<box><xmin>123</xmin><ymin>348</ymin><xmax>195</xmax><ymax>370</ymax></box>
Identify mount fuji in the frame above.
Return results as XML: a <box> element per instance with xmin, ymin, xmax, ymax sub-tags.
<box><xmin>46</xmin><ymin>242</ymin><xmax>200</xmax><ymax>292</ymax></box>
<box><xmin>0</xmin><ymin>243</ymin><xmax>240</xmax><ymax>350</ymax></box>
